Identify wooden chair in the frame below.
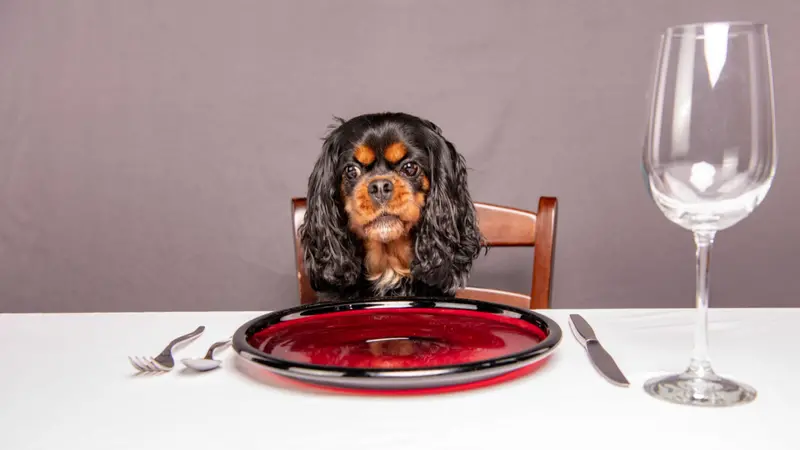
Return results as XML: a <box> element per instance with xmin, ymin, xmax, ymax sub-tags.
<box><xmin>291</xmin><ymin>196</ymin><xmax>557</xmax><ymax>309</ymax></box>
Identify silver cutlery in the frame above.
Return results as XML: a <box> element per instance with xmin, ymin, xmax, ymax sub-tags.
<box><xmin>181</xmin><ymin>338</ymin><xmax>231</xmax><ymax>371</ymax></box>
<box><xmin>568</xmin><ymin>314</ymin><xmax>629</xmax><ymax>387</ymax></box>
<box><xmin>129</xmin><ymin>325</ymin><xmax>205</xmax><ymax>372</ymax></box>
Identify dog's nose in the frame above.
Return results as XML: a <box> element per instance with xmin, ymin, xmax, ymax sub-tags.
<box><xmin>368</xmin><ymin>179</ymin><xmax>394</xmax><ymax>204</ymax></box>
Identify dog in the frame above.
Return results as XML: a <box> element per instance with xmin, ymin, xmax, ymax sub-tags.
<box><xmin>298</xmin><ymin>112</ymin><xmax>483</xmax><ymax>301</ymax></box>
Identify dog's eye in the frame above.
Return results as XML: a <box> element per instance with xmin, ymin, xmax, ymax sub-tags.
<box><xmin>344</xmin><ymin>165</ymin><xmax>361</xmax><ymax>180</ymax></box>
<box><xmin>400</xmin><ymin>162</ymin><xmax>419</xmax><ymax>177</ymax></box>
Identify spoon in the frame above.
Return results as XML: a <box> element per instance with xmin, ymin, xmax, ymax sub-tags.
<box><xmin>181</xmin><ymin>338</ymin><xmax>231</xmax><ymax>371</ymax></box>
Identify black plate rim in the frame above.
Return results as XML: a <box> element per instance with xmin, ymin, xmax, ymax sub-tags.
<box><xmin>231</xmin><ymin>296</ymin><xmax>562</xmax><ymax>382</ymax></box>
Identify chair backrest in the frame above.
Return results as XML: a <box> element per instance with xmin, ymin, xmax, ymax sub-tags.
<box><xmin>290</xmin><ymin>196</ymin><xmax>557</xmax><ymax>309</ymax></box>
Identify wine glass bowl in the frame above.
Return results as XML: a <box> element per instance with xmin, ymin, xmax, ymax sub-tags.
<box><xmin>641</xmin><ymin>21</ymin><xmax>776</xmax><ymax>406</ymax></box>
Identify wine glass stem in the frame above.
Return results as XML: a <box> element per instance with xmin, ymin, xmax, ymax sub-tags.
<box><xmin>689</xmin><ymin>230</ymin><xmax>716</xmax><ymax>378</ymax></box>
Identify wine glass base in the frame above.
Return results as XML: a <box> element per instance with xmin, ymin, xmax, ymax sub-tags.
<box><xmin>643</xmin><ymin>371</ymin><xmax>756</xmax><ymax>407</ymax></box>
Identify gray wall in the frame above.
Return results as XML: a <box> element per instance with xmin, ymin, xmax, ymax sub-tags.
<box><xmin>1</xmin><ymin>1</ymin><xmax>798</xmax><ymax>313</ymax></box>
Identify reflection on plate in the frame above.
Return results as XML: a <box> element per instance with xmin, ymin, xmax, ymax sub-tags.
<box><xmin>232</xmin><ymin>297</ymin><xmax>562</xmax><ymax>391</ymax></box>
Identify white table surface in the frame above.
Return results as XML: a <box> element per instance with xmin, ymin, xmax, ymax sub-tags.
<box><xmin>1</xmin><ymin>308</ymin><xmax>797</xmax><ymax>450</ymax></box>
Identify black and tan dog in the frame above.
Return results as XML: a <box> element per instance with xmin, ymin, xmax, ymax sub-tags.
<box><xmin>299</xmin><ymin>112</ymin><xmax>483</xmax><ymax>301</ymax></box>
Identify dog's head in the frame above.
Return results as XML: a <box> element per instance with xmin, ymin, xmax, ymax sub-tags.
<box><xmin>299</xmin><ymin>112</ymin><xmax>482</xmax><ymax>296</ymax></box>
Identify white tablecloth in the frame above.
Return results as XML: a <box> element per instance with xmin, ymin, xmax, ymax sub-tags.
<box><xmin>0</xmin><ymin>308</ymin><xmax>796</xmax><ymax>450</ymax></box>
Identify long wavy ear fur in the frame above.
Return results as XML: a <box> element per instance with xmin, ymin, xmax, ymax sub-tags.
<box><xmin>298</xmin><ymin>124</ymin><xmax>363</xmax><ymax>295</ymax></box>
<box><xmin>411</xmin><ymin>125</ymin><xmax>482</xmax><ymax>294</ymax></box>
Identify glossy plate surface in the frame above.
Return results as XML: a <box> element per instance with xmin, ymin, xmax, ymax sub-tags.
<box><xmin>232</xmin><ymin>297</ymin><xmax>562</xmax><ymax>391</ymax></box>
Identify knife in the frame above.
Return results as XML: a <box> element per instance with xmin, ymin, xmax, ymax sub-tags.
<box><xmin>568</xmin><ymin>314</ymin><xmax>629</xmax><ymax>387</ymax></box>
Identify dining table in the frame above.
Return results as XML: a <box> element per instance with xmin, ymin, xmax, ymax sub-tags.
<box><xmin>1</xmin><ymin>307</ymin><xmax>796</xmax><ymax>450</ymax></box>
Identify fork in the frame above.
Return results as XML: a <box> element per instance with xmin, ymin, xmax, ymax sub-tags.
<box><xmin>129</xmin><ymin>325</ymin><xmax>205</xmax><ymax>372</ymax></box>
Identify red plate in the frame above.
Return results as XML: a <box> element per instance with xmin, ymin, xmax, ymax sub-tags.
<box><xmin>232</xmin><ymin>297</ymin><xmax>562</xmax><ymax>391</ymax></box>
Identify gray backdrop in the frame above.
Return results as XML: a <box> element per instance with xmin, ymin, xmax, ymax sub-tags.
<box><xmin>1</xmin><ymin>0</ymin><xmax>798</xmax><ymax>313</ymax></box>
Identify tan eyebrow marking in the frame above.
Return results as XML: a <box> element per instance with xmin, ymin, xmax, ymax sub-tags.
<box><xmin>354</xmin><ymin>145</ymin><xmax>376</xmax><ymax>166</ymax></box>
<box><xmin>384</xmin><ymin>142</ymin><xmax>407</xmax><ymax>164</ymax></box>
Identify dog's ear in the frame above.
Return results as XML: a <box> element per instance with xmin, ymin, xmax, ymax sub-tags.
<box><xmin>419</xmin><ymin>118</ymin><xmax>443</xmax><ymax>135</ymax></box>
<box><xmin>298</xmin><ymin>124</ymin><xmax>363</xmax><ymax>294</ymax></box>
<box><xmin>411</xmin><ymin>130</ymin><xmax>482</xmax><ymax>294</ymax></box>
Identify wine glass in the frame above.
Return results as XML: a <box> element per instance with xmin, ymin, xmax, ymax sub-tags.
<box><xmin>641</xmin><ymin>21</ymin><xmax>777</xmax><ymax>407</ymax></box>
